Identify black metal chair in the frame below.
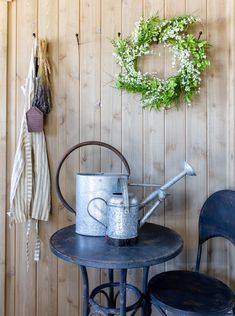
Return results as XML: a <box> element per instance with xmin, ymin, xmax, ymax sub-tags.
<box><xmin>148</xmin><ymin>190</ymin><xmax>235</xmax><ymax>316</ymax></box>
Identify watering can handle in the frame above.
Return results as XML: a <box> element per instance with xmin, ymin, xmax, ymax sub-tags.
<box><xmin>56</xmin><ymin>141</ymin><xmax>131</xmax><ymax>214</ymax></box>
<box><xmin>87</xmin><ymin>197</ymin><xmax>107</xmax><ymax>227</ymax></box>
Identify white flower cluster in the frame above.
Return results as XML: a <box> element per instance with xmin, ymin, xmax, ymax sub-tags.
<box><xmin>158</xmin><ymin>16</ymin><xmax>200</xmax><ymax>42</ymax></box>
<box><xmin>113</xmin><ymin>14</ymin><xmax>208</xmax><ymax>110</ymax></box>
<box><xmin>169</xmin><ymin>44</ymin><xmax>201</xmax><ymax>94</ymax></box>
<box><xmin>133</xmin><ymin>16</ymin><xmax>144</xmax><ymax>44</ymax></box>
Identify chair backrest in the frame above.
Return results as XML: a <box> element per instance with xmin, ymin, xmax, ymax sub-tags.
<box><xmin>195</xmin><ymin>190</ymin><xmax>235</xmax><ymax>271</ymax></box>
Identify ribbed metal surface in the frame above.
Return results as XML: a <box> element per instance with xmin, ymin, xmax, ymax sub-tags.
<box><xmin>106</xmin><ymin>193</ymin><xmax>139</xmax><ymax>239</ymax></box>
<box><xmin>76</xmin><ymin>173</ymin><xmax>129</xmax><ymax>236</ymax></box>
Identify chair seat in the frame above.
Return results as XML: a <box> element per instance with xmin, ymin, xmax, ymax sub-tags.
<box><xmin>148</xmin><ymin>271</ymin><xmax>234</xmax><ymax>315</ymax></box>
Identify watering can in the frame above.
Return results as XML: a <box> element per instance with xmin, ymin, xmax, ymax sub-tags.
<box><xmin>87</xmin><ymin>162</ymin><xmax>196</xmax><ymax>245</ymax></box>
<box><xmin>56</xmin><ymin>141</ymin><xmax>131</xmax><ymax>236</ymax></box>
<box><xmin>56</xmin><ymin>141</ymin><xmax>196</xmax><ymax>238</ymax></box>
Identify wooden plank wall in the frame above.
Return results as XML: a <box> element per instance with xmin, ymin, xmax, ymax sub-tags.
<box><xmin>0</xmin><ymin>0</ymin><xmax>235</xmax><ymax>315</ymax></box>
<box><xmin>0</xmin><ymin>2</ymin><xmax>7</xmax><ymax>316</ymax></box>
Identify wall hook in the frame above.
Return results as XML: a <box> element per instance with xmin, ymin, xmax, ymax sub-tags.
<box><xmin>76</xmin><ymin>33</ymin><xmax>79</xmax><ymax>46</ymax></box>
<box><xmin>118</xmin><ymin>32</ymin><xmax>121</xmax><ymax>37</ymax></box>
<box><xmin>198</xmin><ymin>31</ymin><xmax>203</xmax><ymax>40</ymax></box>
<box><xmin>33</xmin><ymin>33</ymin><xmax>36</xmax><ymax>38</ymax></box>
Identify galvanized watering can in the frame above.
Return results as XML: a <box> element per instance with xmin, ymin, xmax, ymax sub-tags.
<box><xmin>56</xmin><ymin>141</ymin><xmax>131</xmax><ymax>236</ymax></box>
<box><xmin>88</xmin><ymin>162</ymin><xmax>196</xmax><ymax>245</ymax></box>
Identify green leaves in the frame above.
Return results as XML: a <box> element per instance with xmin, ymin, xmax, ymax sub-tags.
<box><xmin>112</xmin><ymin>14</ymin><xmax>210</xmax><ymax>111</ymax></box>
<box><xmin>133</xmin><ymin>15</ymin><xmax>160</xmax><ymax>45</ymax></box>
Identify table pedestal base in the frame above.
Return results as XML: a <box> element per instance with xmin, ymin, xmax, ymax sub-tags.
<box><xmin>80</xmin><ymin>267</ymin><xmax>151</xmax><ymax>316</ymax></box>
<box><xmin>89</xmin><ymin>282</ymin><xmax>143</xmax><ymax>315</ymax></box>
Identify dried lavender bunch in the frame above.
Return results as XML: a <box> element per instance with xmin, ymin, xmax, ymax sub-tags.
<box><xmin>32</xmin><ymin>39</ymin><xmax>52</xmax><ymax>114</ymax></box>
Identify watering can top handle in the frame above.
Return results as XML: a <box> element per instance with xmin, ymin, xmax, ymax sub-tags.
<box><xmin>55</xmin><ymin>141</ymin><xmax>131</xmax><ymax>214</ymax></box>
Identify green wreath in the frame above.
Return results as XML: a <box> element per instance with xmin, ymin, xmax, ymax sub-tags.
<box><xmin>112</xmin><ymin>15</ymin><xmax>210</xmax><ymax>111</ymax></box>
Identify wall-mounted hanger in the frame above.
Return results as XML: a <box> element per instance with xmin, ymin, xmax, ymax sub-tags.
<box><xmin>76</xmin><ymin>33</ymin><xmax>79</xmax><ymax>46</ymax></box>
<box><xmin>198</xmin><ymin>31</ymin><xmax>203</xmax><ymax>40</ymax></box>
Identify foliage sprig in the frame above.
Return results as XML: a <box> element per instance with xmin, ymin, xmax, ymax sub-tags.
<box><xmin>112</xmin><ymin>15</ymin><xmax>210</xmax><ymax>110</ymax></box>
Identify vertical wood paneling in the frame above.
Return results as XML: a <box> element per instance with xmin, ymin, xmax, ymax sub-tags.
<box><xmin>207</xmin><ymin>0</ymin><xmax>231</xmax><ymax>282</ymax></box>
<box><xmin>122</xmin><ymin>0</ymin><xmax>143</xmax><ymax>298</ymax></box>
<box><xmin>0</xmin><ymin>2</ymin><xmax>7</xmax><ymax>315</ymax></box>
<box><xmin>80</xmin><ymin>0</ymin><xmax>101</xmax><ymax>295</ymax></box>
<box><xmin>186</xmin><ymin>0</ymin><xmax>208</xmax><ymax>271</ymax></box>
<box><xmin>122</xmin><ymin>0</ymin><xmax>143</xmax><ymax>185</ymax></box>
<box><xmin>57</xmin><ymin>0</ymin><xmax>80</xmax><ymax>315</ymax></box>
<box><xmin>6</xmin><ymin>1</ymin><xmax>16</xmax><ymax>315</ymax></box>
<box><xmin>228</xmin><ymin>0</ymin><xmax>235</xmax><ymax>290</ymax></box>
<box><xmin>143</xmin><ymin>0</ymin><xmax>165</xmax><ymax>273</ymax></box>
<box><xmin>2</xmin><ymin>1</ymin><xmax>235</xmax><ymax>315</ymax></box>
<box><xmin>15</xmin><ymin>0</ymin><xmax>37</xmax><ymax>315</ymax></box>
<box><xmin>80</xmin><ymin>0</ymin><xmax>101</xmax><ymax>161</ymax></box>
<box><xmin>101</xmin><ymin>0</ymin><xmax>122</xmax><ymax>171</ymax></box>
<box><xmin>37</xmin><ymin>0</ymin><xmax>59</xmax><ymax>315</ymax></box>
<box><xmin>142</xmin><ymin>3</ymin><xmax>165</xmax><ymax>315</ymax></box>
<box><xmin>165</xmin><ymin>0</ymin><xmax>186</xmax><ymax>271</ymax></box>
<box><xmin>100</xmin><ymin>0</ymin><xmax>122</xmax><ymax>289</ymax></box>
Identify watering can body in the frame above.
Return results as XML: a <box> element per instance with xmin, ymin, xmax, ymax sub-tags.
<box><xmin>88</xmin><ymin>191</ymin><xmax>167</xmax><ymax>245</ymax></box>
<box><xmin>105</xmin><ymin>193</ymin><xmax>139</xmax><ymax>245</ymax></box>
<box><xmin>76</xmin><ymin>173</ymin><xmax>128</xmax><ymax>236</ymax></box>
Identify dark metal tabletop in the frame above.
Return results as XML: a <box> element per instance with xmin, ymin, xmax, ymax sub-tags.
<box><xmin>50</xmin><ymin>223</ymin><xmax>183</xmax><ymax>269</ymax></box>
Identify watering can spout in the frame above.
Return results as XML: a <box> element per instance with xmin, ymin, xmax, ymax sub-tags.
<box><xmin>184</xmin><ymin>161</ymin><xmax>196</xmax><ymax>176</ymax></box>
<box><xmin>138</xmin><ymin>161</ymin><xmax>196</xmax><ymax>226</ymax></box>
<box><xmin>86</xmin><ymin>160</ymin><xmax>196</xmax><ymax>241</ymax></box>
<box><xmin>139</xmin><ymin>189</ymin><xmax>169</xmax><ymax>227</ymax></box>
<box><xmin>139</xmin><ymin>161</ymin><xmax>196</xmax><ymax>210</ymax></box>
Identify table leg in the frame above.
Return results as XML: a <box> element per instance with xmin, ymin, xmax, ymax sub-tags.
<box><xmin>80</xmin><ymin>266</ymin><xmax>89</xmax><ymax>316</ymax></box>
<box><xmin>119</xmin><ymin>269</ymin><xmax>127</xmax><ymax>316</ymax></box>
<box><xmin>142</xmin><ymin>266</ymin><xmax>151</xmax><ymax>316</ymax></box>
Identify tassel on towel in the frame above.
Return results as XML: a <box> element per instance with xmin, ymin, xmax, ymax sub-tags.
<box><xmin>34</xmin><ymin>220</ymin><xmax>41</xmax><ymax>262</ymax></box>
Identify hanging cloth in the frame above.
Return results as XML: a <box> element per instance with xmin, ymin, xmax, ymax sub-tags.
<box><xmin>8</xmin><ymin>37</ymin><xmax>51</xmax><ymax>266</ymax></box>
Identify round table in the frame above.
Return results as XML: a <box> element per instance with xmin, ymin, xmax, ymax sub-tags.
<box><xmin>50</xmin><ymin>223</ymin><xmax>183</xmax><ymax>316</ymax></box>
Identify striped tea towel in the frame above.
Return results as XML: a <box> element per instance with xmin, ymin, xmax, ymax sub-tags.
<box><xmin>8</xmin><ymin>36</ymin><xmax>51</xmax><ymax>268</ymax></box>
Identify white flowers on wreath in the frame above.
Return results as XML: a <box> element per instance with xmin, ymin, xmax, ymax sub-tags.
<box><xmin>112</xmin><ymin>15</ymin><xmax>210</xmax><ymax>111</ymax></box>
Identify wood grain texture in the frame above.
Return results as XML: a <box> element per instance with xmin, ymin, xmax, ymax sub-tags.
<box><xmin>15</xmin><ymin>1</ymin><xmax>37</xmax><ymax>316</ymax></box>
<box><xmin>207</xmin><ymin>0</ymin><xmax>231</xmax><ymax>283</ymax></box>
<box><xmin>1</xmin><ymin>1</ymin><xmax>235</xmax><ymax>315</ymax></box>
<box><xmin>80</xmin><ymin>0</ymin><xmax>102</xmax><ymax>300</ymax></box>
<box><xmin>100</xmin><ymin>0</ymin><xmax>122</xmax><ymax>291</ymax></box>
<box><xmin>228</xmin><ymin>0</ymin><xmax>235</xmax><ymax>290</ymax></box>
<box><xmin>37</xmin><ymin>0</ymin><xmax>59</xmax><ymax>315</ymax></box>
<box><xmin>186</xmin><ymin>0</ymin><xmax>208</xmax><ymax>272</ymax></box>
<box><xmin>122</xmin><ymin>0</ymin><xmax>143</xmax><ymax>305</ymax></box>
<box><xmin>57</xmin><ymin>0</ymin><xmax>80</xmax><ymax>315</ymax></box>
<box><xmin>143</xmin><ymin>2</ymin><xmax>166</xmax><ymax>315</ymax></box>
<box><xmin>6</xmin><ymin>2</ymin><xmax>16</xmax><ymax>315</ymax></box>
<box><xmin>0</xmin><ymin>2</ymin><xmax>7</xmax><ymax>315</ymax></box>
<box><xmin>164</xmin><ymin>0</ymin><xmax>187</xmax><ymax>272</ymax></box>
<box><xmin>143</xmin><ymin>0</ymin><xmax>165</xmax><ymax>276</ymax></box>
<box><xmin>101</xmin><ymin>0</ymin><xmax>122</xmax><ymax>172</ymax></box>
